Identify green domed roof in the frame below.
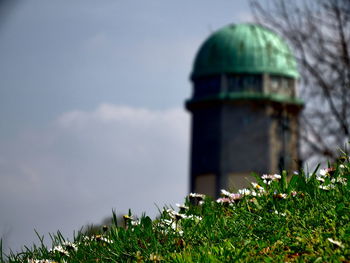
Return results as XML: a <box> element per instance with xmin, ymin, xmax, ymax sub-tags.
<box><xmin>191</xmin><ymin>23</ymin><xmax>299</xmax><ymax>79</ymax></box>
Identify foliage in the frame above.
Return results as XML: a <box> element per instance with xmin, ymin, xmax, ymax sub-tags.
<box><xmin>2</xmin><ymin>154</ymin><xmax>350</xmax><ymax>262</ymax></box>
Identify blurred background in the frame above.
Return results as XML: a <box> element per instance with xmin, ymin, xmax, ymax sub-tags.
<box><xmin>0</xmin><ymin>0</ymin><xmax>251</xmax><ymax>254</ymax></box>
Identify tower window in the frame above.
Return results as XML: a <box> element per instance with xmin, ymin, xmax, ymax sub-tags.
<box><xmin>194</xmin><ymin>76</ymin><xmax>221</xmax><ymax>97</ymax></box>
<box><xmin>269</xmin><ymin>75</ymin><xmax>295</xmax><ymax>97</ymax></box>
<box><xmin>277</xmin><ymin>114</ymin><xmax>291</xmax><ymax>171</ymax></box>
<box><xmin>227</xmin><ymin>74</ymin><xmax>262</xmax><ymax>93</ymax></box>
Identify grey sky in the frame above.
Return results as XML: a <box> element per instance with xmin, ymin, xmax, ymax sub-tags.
<box><xmin>0</xmin><ymin>0</ymin><xmax>251</xmax><ymax>254</ymax></box>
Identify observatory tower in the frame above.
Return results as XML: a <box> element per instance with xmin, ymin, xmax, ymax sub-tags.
<box><xmin>186</xmin><ymin>23</ymin><xmax>303</xmax><ymax>197</ymax></box>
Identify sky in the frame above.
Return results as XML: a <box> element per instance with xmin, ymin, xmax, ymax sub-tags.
<box><xmin>0</xmin><ymin>0</ymin><xmax>252</xmax><ymax>254</ymax></box>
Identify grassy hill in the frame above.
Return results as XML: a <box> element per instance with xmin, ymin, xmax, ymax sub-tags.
<box><xmin>2</xmin><ymin>154</ymin><xmax>350</xmax><ymax>262</ymax></box>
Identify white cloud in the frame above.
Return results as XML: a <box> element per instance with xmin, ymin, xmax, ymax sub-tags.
<box><xmin>0</xmin><ymin>104</ymin><xmax>190</xmax><ymax>253</ymax></box>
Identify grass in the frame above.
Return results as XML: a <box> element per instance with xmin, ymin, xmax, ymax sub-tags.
<box><xmin>2</xmin><ymin>154</ymin><xmax>350</xmax><ymax>262</ymax></box>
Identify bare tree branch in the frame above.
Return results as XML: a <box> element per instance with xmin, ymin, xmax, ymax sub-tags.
<box><xmin>250</xmin><ymin>0</ymin><xmax>350</xmax><ymax>162</ymax></box>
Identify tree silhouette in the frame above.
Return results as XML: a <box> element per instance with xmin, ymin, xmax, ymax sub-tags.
<box><xmin>250</xmin><ymin>0</ymin><xmax>350</xmax><ymax>164</ymax></box>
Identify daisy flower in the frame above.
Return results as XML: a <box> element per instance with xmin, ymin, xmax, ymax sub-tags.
<box><xmin>327</xmin><ymin>238</ymin><xmax>344</xmax><ymax>248</ymax></box>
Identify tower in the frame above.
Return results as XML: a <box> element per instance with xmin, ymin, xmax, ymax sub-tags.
<box><xmin>186</xmin><ymin>24</ymin><xmax>303</xmax><ymax>197</ymax></box>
